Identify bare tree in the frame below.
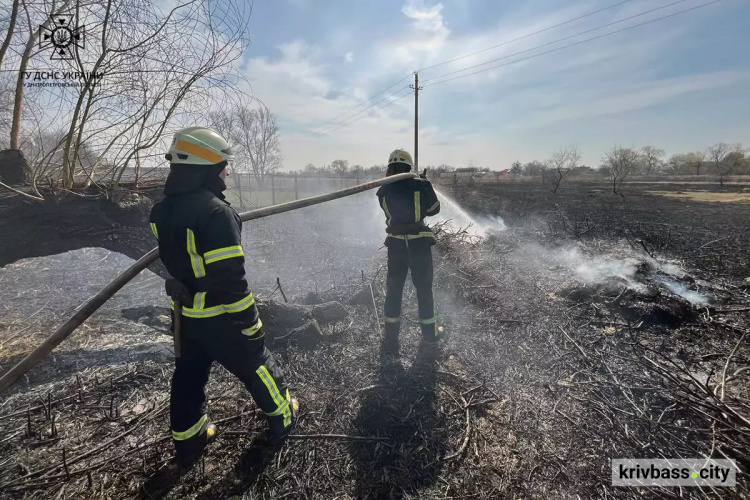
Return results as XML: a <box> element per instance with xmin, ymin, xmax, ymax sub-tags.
<box><xmin>724</xmin><ymin>147</ymin><xmax>747</xmax><ymax>177</ymax></box>
<box><xmin>238</xmin><ymin>106</ymin><xmax>282</xmax><ymax>187</ymax></box>
<box><xmin>522</xmin><ymin>160</ymin><xmax>544</xmax><ymax>178</ymax></box>
<box><xmin>211</xmin><ymin>104</ymin><xmax>282</xmax><ymax>188</ymax></box>
<box><xmin>510</xmin><ymin>161</ymin><xmax>522</xmax><ymax>177</ymax></box>
<box><xmin>9</xmin><ymin>0</ymin><xmax>75</xmax><ymax>150</ymax></box>
<box><xmin>0</xmin><ymin>0</ymin><xmax>253</xmax><ymax>273</ymax></box>
<box><xmin>547</xmin><ymin>145</ymin><xmax>580</xmax><ymax>193</ymax></box>
<box><xmin>665</xmin><ymin>152</ymin><xmax>700</xmax><ymax>176</ymax></box>
<box><xmin>667</xmin><ymin>153</ymin><xmax>685</xmax><ymax>175</ymax></box>
<box><xmin>0</xmin><ymin>0</ymin><xmax>21</xmax><ymax>69</ymax></box>
<box><xmin>639</xmin><ymin>146</ymin><xmax>665</xmax><ymax>176</ymax></box>
<box><xmin>603</xmin><ymin>145</ymin><xmax>639</xmax><ymax>194</ymax></box>
<box><xmin>0</xmin><ymin>74</ymin><xmax>14</xmax><ymax>150</ymax></box>
<box><xmin>685</xmin><ymin>151</ymin><xmax>706</xmax><ymax>176</ymax></box>
<box><xmin>707</xmin><ymin>142</ymin><xmax>737</xmax><ymax>186</ymax></box>
<box><xmin>2</xmin><ymin>0</ymin><xmax>252</xmax><ymax>193</ymax></box>
<box><xmin>331</xmin><ymin>159</ymin><xmax>349</xmax><ymax>174</ymax></box>
<box><xmin>303</xmin><ymin>163</ymin><xmax>317</xmax><ymax>174</ymax></box>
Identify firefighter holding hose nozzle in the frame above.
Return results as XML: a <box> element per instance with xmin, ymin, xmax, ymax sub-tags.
<box><xmin>377</xmin><ymin>149</ymin><xmax>442</xmax><ymax>355</ymax></box>
<box><xmin>149</xmin><ymin>127</ymin><xmax>298</xmax><ymax>468</ymax></box>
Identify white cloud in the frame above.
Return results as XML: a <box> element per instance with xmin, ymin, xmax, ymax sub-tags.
<box><xmin>371</xmin><ymin>0</ymin><xmax>452</xmax><ymax>69</ymax></box>
<box><xmin>245</xmin><ymin>40</ymin><xmax>330</xmax><ymax>104</ymax></box>
<box><xmin>402</xmin><ymin>0</ymin><xmax>450</xmax><ymax>39</ymax></box>
<box><xmin>344</xmin><ymin>51</ymin><xmax>354</xmax><ymax>63</ymax></box>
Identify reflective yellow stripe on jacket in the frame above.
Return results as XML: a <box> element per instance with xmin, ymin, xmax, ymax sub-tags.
<box><xmin>387</xmin><ymin>231</ymin><xmax>435</xmax><ymax>240</ymax></box>
<box><xmin>381</xmin><ymin>198</ymin><xmax>392</xmax><ymax>225</ymax></box>
<box><xmin>150</xmin><ymin>223</ymin><xmax>158</xmax><ymax>239</ymax></box>
<box><xmin>204</xmin><ymin>245</ymin><xmax>243</xmax><ymax>265</ymax></box>
<box><xmin>186</xmin><ymin>229</ymin><xmax>206</xmax><ymax>278</ymax></box>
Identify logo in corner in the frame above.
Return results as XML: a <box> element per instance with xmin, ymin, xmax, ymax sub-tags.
<box><xmin>39</xmin><ymin>16</ymin><xmax>84</xmax><ymax>60</ymax></box>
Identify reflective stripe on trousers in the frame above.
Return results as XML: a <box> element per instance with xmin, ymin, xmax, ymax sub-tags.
<box><xmin>171</xmin><ymin>292</ymin><xmax>256</xmax><ymax>319</ymax></box>
<box><xmin>172</xmin><ymin>414</ymin><xmax>207</xmax><ymax>441</ymax></box>
<box><xmin>257</xmin><ymin>366</ymin><xmax>292</xmax><ymax>426</ymax></box>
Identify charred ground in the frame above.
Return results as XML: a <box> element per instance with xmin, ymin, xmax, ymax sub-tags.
<box><xmin>0</xmin><ymin>180</ymin><xmax>748</xmax><ymax>499</ymax></box>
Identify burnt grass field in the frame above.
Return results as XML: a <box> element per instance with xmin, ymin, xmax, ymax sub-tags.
<box><xmin>0</xmin><ymin>180</ymin><xmax>749</xmax><ymax>499</ymax></box>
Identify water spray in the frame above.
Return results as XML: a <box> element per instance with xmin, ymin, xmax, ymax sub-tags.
<box><xmin>432</xmin><ymin>187</ymin><xmax>508</xmax><ymax>237</ymax></box>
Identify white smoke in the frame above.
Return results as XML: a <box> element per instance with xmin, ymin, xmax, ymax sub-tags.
<box><xmin>432</xmin><ymin>187</ymin><xmax>711</xmax><ymax>305</ymax></box>
<box><xmin>657</xmin><ymin>279</ymin><xmax>710</xmax><ymax>304</ymax></box>
<box><xmin>520</xmin><ymin>243</ymin><xmax>641</xmax><ymax>285</ymax></box>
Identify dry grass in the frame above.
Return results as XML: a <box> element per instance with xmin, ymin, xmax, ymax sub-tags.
<box><xmin>646</xmin><ymin>190</ymin><xmax>750</xmax><ymax>203</ymax></box>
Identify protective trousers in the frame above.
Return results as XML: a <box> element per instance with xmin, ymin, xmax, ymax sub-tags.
<box><xmin>383</xmin><ymin>239</ymin><xmax>437</xmax><ymax>339</ymax></box>
<box><xmin>170</xmin><ymin>323</ymin><xmax>291</xmax><ymax>452</ymax></box>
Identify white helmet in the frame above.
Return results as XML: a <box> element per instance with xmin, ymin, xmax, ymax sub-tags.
<box><xmin>388</xmin><ymin>149</ymin><xmax>413</xmax><ymax>168</ymax></box>
<box><xmin>166</xmin><ymin>126</ymin><xmax>235</xmax><ymax>165</ymax></box>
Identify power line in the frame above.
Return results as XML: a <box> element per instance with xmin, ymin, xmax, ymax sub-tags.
<box><xmin>423</xmin><ymin>0</ymin><xmax>723</xmax><ymax>88</ymax></box>
<box><xmin>308</xmin><ymin>86</ymin><xmax>410</xmax><ymax>136</ymax></box>
<box><xmin>307</xmin><ymin>85</ymin><xmax>411</xmax><ymax>136</ymax></box>
<box><xmin>306</xmin><ymin>3</ymin><xmax>639</xmax><ymax>135</ymax></box>
<box><xmin>416</xmin><ymin>0</ymin><xmax>636</xmax><ymax>73</ymax></box>
<box><xmin>303</xmin><ymin>1</ymin><xmax>689</xmax><ymax>137</ymax></box>
<box><xmin>420</xmin><ymin>0</ymin><xmax>692</xmax><ymax>85</ymax></box>
<box><xmin>306</xmin><ymin>73</ymin><xmax>413</xmax><ymax>133</ymax></box>
<box><xmin>298</xmin><ymin>0</ymin><xmax>637</xmax><ymax>137</ymax></box>
<box><xmin>310</xmin><ymin>88</ymin><xmax>412</xmax><ymax>137</ymax></box>
<box><xmin>314</xmin><ymin>88</ymin><xmax>412</xmax><ymax>136</ymax></box>
<box><xmin>304</xmin><ymin>0</ymin><xmax>657</xmax><ymax>138</ymax></box>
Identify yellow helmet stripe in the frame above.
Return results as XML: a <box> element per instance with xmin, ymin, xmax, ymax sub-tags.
<box><xmin>175</xmin><ymin>140</ymin><xmax>223</xmax><ymax>164</ymax></box>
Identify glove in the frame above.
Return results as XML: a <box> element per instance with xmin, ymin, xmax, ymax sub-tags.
<box><xmin>165</xmin><ymin>278</ymin><xmax>192</xmax><ymax>304</ymax></box>
<box><xmin>419</xmin><ymin>168</ymin><xmax>428</xmax><ymax>179</ymax></box>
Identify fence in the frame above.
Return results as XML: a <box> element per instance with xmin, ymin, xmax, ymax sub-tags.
<box><xmin>431</xmin><ymin>172</ymin><xmax>750</xmax><ymax>187</ymax></box>
<box><xmin>224</xmin><ymin>173</ymin><xmax>378</xmax><ymax>208</ymax></box>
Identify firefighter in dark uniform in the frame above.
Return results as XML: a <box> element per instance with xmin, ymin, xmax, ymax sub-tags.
<box><xmin>376</xmin><ymin>149</ymin><xmax>441</xmax><ymax>354</ymax></box>
<box><xmin>150</xmin><ymin>127</ymin><xmax>298</xmax><ymax>468</ymax></box>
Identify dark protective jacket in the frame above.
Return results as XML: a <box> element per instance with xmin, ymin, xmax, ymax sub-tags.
<box><xmin>376</xmin><ymin>177</ymin><xmax>441</xmax><ymax>247</ymax></box>
<box><xmin>149</xmin><ymin>164</ymin><xmax>260</xmax><ymax>334</ymax></box>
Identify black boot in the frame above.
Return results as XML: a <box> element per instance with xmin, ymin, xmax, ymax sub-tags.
<box><xmin>382</xmin><ymin>321</ymin><xmax>400</xmax><ymax>356</ymax></box>
<box><xmin>174</xmin><ymin>421</ymin><xmax>216</xmax><ymax>469</ymax></box>
<box><xmin>267</xmin><ymin>394</ymin><xmax>300</xmax><ymax>443</ymax></box>
<box><xmin>421</xmin><ymin>322</ymin><xmax>439</xmax><ymax>342</ymax></box>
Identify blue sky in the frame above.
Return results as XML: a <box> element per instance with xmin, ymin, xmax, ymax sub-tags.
<box><xmin>239</xmin><ymin>0</ymin><xmax>750</xmax><ymax>169</ymax></box>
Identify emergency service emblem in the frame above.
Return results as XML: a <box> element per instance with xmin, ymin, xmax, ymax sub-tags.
<box><xmin>39</xmin><ymin>16</ymin><xmax>84</xmax><ymax>60</ymax></box>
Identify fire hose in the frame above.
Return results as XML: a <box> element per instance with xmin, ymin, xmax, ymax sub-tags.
<box><xmin>0</xmin><ymin>173</ymin><xmax>417</xmax><ymax>393</ymax></box>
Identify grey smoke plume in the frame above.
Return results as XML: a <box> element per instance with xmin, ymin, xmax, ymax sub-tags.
<box><xmin>432</xmin><ymin>187</ymin><xmax>710</xmax><ymax>305</ymax></box>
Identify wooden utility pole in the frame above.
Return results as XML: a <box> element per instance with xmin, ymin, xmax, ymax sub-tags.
<box><xmin>409</xmin><ymin>72</ymin><xmax>423</xmax><ymax>171</ymax></box>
